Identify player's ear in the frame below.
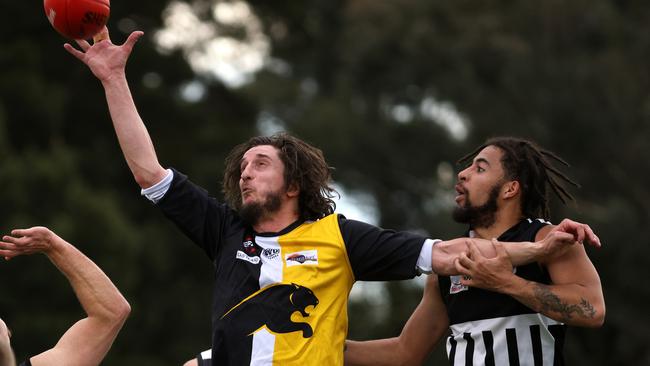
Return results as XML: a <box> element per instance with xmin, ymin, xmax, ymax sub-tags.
<box><xmin>286</xmin><ymin>181</ymin><xmax>300</xmax><ymax>198</ymax></box>
<box><xmin>502</xmin><ymin>180</ymin><xmax>520</xmax><ymax>199</ymax></box>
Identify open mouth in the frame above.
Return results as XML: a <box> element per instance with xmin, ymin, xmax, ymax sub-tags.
<box><xmin>454</xmin><ymin>184</ymin><xmax>466</xmax><ymax>203</ymax></box>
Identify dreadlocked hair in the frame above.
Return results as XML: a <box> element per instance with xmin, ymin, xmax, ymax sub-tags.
<box><xmin>223</xmin><ymin>133</ymin><xmax>338</xmax><ymax>221</ymax></box>
<box><xmin>458</xmin><ymin>137</ymin><xmax>579</xmax><ymax>219</ymax></box>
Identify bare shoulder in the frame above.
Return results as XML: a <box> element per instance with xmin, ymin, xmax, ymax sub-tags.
<box><xmin>534</xmin><ymin>223</ymin><xmax>555</xmax><ymax>241</ymax></box>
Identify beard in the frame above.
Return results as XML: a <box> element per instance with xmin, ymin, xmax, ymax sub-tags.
<box><xmin>239</xmin><ymin>190</ymin><xmax>283</xmax><ymax>226</ymax></box>
<box><xmin>452</xmin><ymin>183</ymin><xmax>501</xmax><ymax>229</ymax></box>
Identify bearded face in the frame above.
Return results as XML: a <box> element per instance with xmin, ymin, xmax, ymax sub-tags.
<box><xmin>237</xmin><ymin>145</ymin><xmax>290</xmax><ymax>226</ymax></box>
<box><xmin>452</xmin><ymin>182</ymin><xmax>502</xmax><ymax>229</ymax></box>
<box><xmin>239</xmin><ymin>189</ymin><xmax>284</xmax><ymax>226</ymax></box>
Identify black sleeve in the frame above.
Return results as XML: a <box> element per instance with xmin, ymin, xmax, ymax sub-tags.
<box><xmin>156</xmin><ymin>168</ymin><xmax>232</xmax><ymax>261</ymax></box>
<box><xmin>339</xmin><ymin>215</ymin><xmax>427</xmax><ymax>281</ymax></box>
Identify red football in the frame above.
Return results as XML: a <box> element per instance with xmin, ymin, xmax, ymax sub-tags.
<box><xmin>44</xmin><ymin>0</ymin><xmax>110</xmax><ymax>40</ymax></box>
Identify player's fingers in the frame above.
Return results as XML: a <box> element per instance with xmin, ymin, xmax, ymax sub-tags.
<box><xmin>559</xmin><ymin>219</ymin><xmax>586</xmax><ymax>243</ymax></box>
<box><xmin>1</xmin><ymin>235</ymin><xmax>22</xmax><ymax>245</ymax></box>
<box><xmin>582</xmin><ymin>224</ymin><xmax>601</xmax><ymax>247</ymax></box>
<box><xmin>123</xmin><ymin>31</ymin><xmax>144</xmax><ymax>52</ymax></box>
<box><xmin>573</xmin><ymin>225</ymin><xmax>585</xmax><ymax>244</ymax></box>
<box><xmin>466</xmin><ymin>240</ymin><xmax>482</xmax><ymax>259</ymax></box>
<box><xmin>454</xmin><ymin>257</ymin><xmax>471</xmax><ymax>276</ymax></box>
<box><xmin>93</xmin><ymin>26</ymin><xmax>111</xmax><ymax>44</ymax></box>
<box><xmin>457</xmin><ymin>251</ymin><xmax>474</xmax><ymax>269</ymax></box>
<box><xmin>0</xmin><ymin>240</ymin><xmax>17</xmax><ymax>250</ymax></box>
<box><xmin>63</xmin><ymin>43</ymin><xmax>86</xmax><ymax>60</ymax></box>
<box><xmin>74</xmin><ymin>38</ymin><xmax>91</xmax><ymax>52</ymax></box>
<box><xmin>590</xmin><ymin>233</ymin><xmax>601</xmax><ymax>248</ymax></box>
<box><xmin>0</xmin><ymin>250</ymin><xmax>17</xmax><ymax>260</ymax></box>
<box><xmin>553</xmin><ymin>231</ymin><xmax>575</xmax><ymax>244</ymax></box>
<box><xmin>10</xmin><ymin>228</ymin><xmax>32</xmax><ymax>237</ymax></box>
<box><xmin>459</xmin><ymin>276</ymin><xmax>473</xmax><ymax>286</ymax></box>
<box><xmin>560</xmin><ymin>218</ymin><xmax>577</xmax><ymax>228</ymax></box>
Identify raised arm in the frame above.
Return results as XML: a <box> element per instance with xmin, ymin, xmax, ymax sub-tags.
<box><xmin>64</xmin><ymin>27</ymin><xmax>167</xmax><ymax>188</ymax></box>
<box><xmin>344</xmin><ymin>276</ymin><xmax>448</xmax><ymax>366</ymax></box>
<box><xmin>431</xmin><ymin>218</ymin><xmax>600</xmax><ymax>276</ymax></box>
<box><xmin>0</xmin><ymin>227</ymin><xmax>131</xmax><ymax>366</ymax></box>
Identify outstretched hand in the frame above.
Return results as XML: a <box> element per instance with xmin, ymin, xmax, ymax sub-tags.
<box><xmin>537</xmin><ymin>218</ymin><xmax>601</xmax><ymax>261</ymax></box>
<box><xmin>553</xmin><ymin>218</ymin><xmax>601</xmax><ymax>247</ymax></box>
<box><xmin>0</xmin><ymin>226</ymin><xmax>59</xmax><ymax>260</ymax></box>
<box><xmin>63</xmin><ymin>26</ymin><xmax>144</xmax><ymax>83</ymax></box>
<box><xmin>454</xmin><ymin>239</ymin><xmax>516</xmax><ymax>292</ymax></box>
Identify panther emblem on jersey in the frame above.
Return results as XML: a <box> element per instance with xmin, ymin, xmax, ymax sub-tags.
<box><xmin>221</xmin><ymin>283</ymin><xmax>319</xmax><ymax>338</ymax></box>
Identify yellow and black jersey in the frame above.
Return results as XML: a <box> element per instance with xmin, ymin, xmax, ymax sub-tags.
<box><xmin>157</xmin><ymin>169</ymin><xmax>426</xmax><ymax>365</ymax></box>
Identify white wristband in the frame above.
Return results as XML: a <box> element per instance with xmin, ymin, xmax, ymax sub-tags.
<box><xmin>141</xmin><ymin>169</ymin><xmax>174</xmax><ymax>203</ymax></box>
<box><xmin>416</xmin><ymin>239</ymin><xmax>441</xmax><ymax>275</ymax></box>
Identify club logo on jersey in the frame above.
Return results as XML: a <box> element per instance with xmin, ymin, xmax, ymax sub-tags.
<box><xmin>449</xmin><ymin>275</ymin><xmax>469</xmax><ymax>294</ymax></box>
<box><xmin>236</xmin><ymin>234</ymin><xmax>263</xmax><ymax>264</ymax></box>
<box><xmin>285</xmin><ymin>250</ymin><xmax>318</xmax><ymax>267</ymax></box>
<box><xmin>242</xmin><ymin>235</ymin><xmax>259</xmax><ymax>256</ymax></box>
<box><xmin>262</xmin><ymin>248</ymin><xmax>281</xmax><ymax>260</ymax></box>
<box><xmin>221</xmin><ymin>283</ymin><xmax>319</xmax><ymax>338</ymax></box>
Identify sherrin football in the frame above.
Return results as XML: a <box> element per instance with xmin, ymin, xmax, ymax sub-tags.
<box><xmin>44</xmin><ymin>0</ymin><xmax>110</xmax><ymax>40</ymax></box>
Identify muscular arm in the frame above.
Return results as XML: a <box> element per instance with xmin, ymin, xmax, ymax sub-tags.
<box><xmin>509</xmin><ymin>245</ymin><xmax>605</xmax><ymax>327</ymax></box>
<box><xmin>345</xmin><ymin>276</ymin><xmax>448</xmax><ymax>366</ymax></box>
<box><xmin>508</xmin><ymin>225</ymin><xmax>605</xmax><ymax>327</ymax></box>
<box><xmin>64</xmin><ymin>28</ymin><xmax>167</xmax><ymax>188</ymax></box>
<box><xmin>431</xmin><ymin>238</ymin><xmax>542</xmax><ymax>276</ymax></box>
<box><xmin>0</xmin><ymin>227</ymin><xmax>131</xmax><ymax>366</ymax></box>
<box><xmin>101</xmin><ymin>72</ymin><xmax>167</xmax><ymax>188</ymax></box>
<box><xmin>455</xmin><ymin>228</ymin><xmax>605</xmax><ymax>328</ymax></box>
<box><xmin>432</xmin><ymin>218</ymin><xmax>600</xmax><ymax>276</ymax></box>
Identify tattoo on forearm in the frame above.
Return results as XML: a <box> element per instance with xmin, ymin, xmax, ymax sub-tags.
<box><xmin>533</xmin><ymin>284</ymin><xmax>596</xmax><ymax>321</ymax></box>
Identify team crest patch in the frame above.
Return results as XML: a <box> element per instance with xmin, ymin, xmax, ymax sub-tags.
<box><xmin>237</xmin><ymin>233</ymin><xmax>263</xmax><ymax>264</ymax></box>
<box><xmin>242</xmin><ymin>235</ymin><xmax>259</xmax><ymax>256</ymax></box>
<box><xmin>449</xmin><ymin>275</ymin><xmax>469</xmax><ymax>294</ymax></box>
<box><xmin>285</xmin><ymin>250</ymin><xmax>318</xmax><ymax>267</ymax></box>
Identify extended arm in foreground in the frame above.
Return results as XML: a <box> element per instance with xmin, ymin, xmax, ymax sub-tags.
<box><xmin>345</xmin><ymin>276</ymin><xmax>448</xmax><ymax>366</ymax></box>
<box><xmin>0</xmin><ymin>227</ymin><xmax>131</xmax><ymax>366</ymax></box>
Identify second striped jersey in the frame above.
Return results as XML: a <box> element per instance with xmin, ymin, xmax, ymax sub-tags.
<box><xmin>439</xmin><ymin>219</ymin><xmax>566</xmax><ymax>366</ymax></box>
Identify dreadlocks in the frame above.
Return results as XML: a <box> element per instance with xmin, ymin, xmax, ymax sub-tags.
<box><xmin>223</xmin><ymin>133</ymin><xmax>338</xmax><ymax>221</ymax></box>
<box><xmin>458</xmin><ymin>137</ymin><xmax>579</xmax><ymax>219</ymax></box>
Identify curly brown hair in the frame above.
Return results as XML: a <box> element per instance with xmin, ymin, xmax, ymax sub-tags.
<box><xmin>458</xmin><ymin>137</ymin><xmax>579</xmax><ymax>219</ymax></box>
<box><xmin>223</xmin><ymin>133</ymin><xmax>338</xmax><ymax>221</ymax></box>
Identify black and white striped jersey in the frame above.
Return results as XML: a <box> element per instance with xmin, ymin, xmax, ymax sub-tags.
<box><xmin>439</xmin><ymin>219</ymin><xmax>566</xmax><ymax>366</ymax></box>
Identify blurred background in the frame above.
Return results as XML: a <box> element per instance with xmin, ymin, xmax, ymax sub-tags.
<box><xmin>1</xmin><ymin>0</ymin><xmax>648</xmax><ymax>364</ymax></box>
